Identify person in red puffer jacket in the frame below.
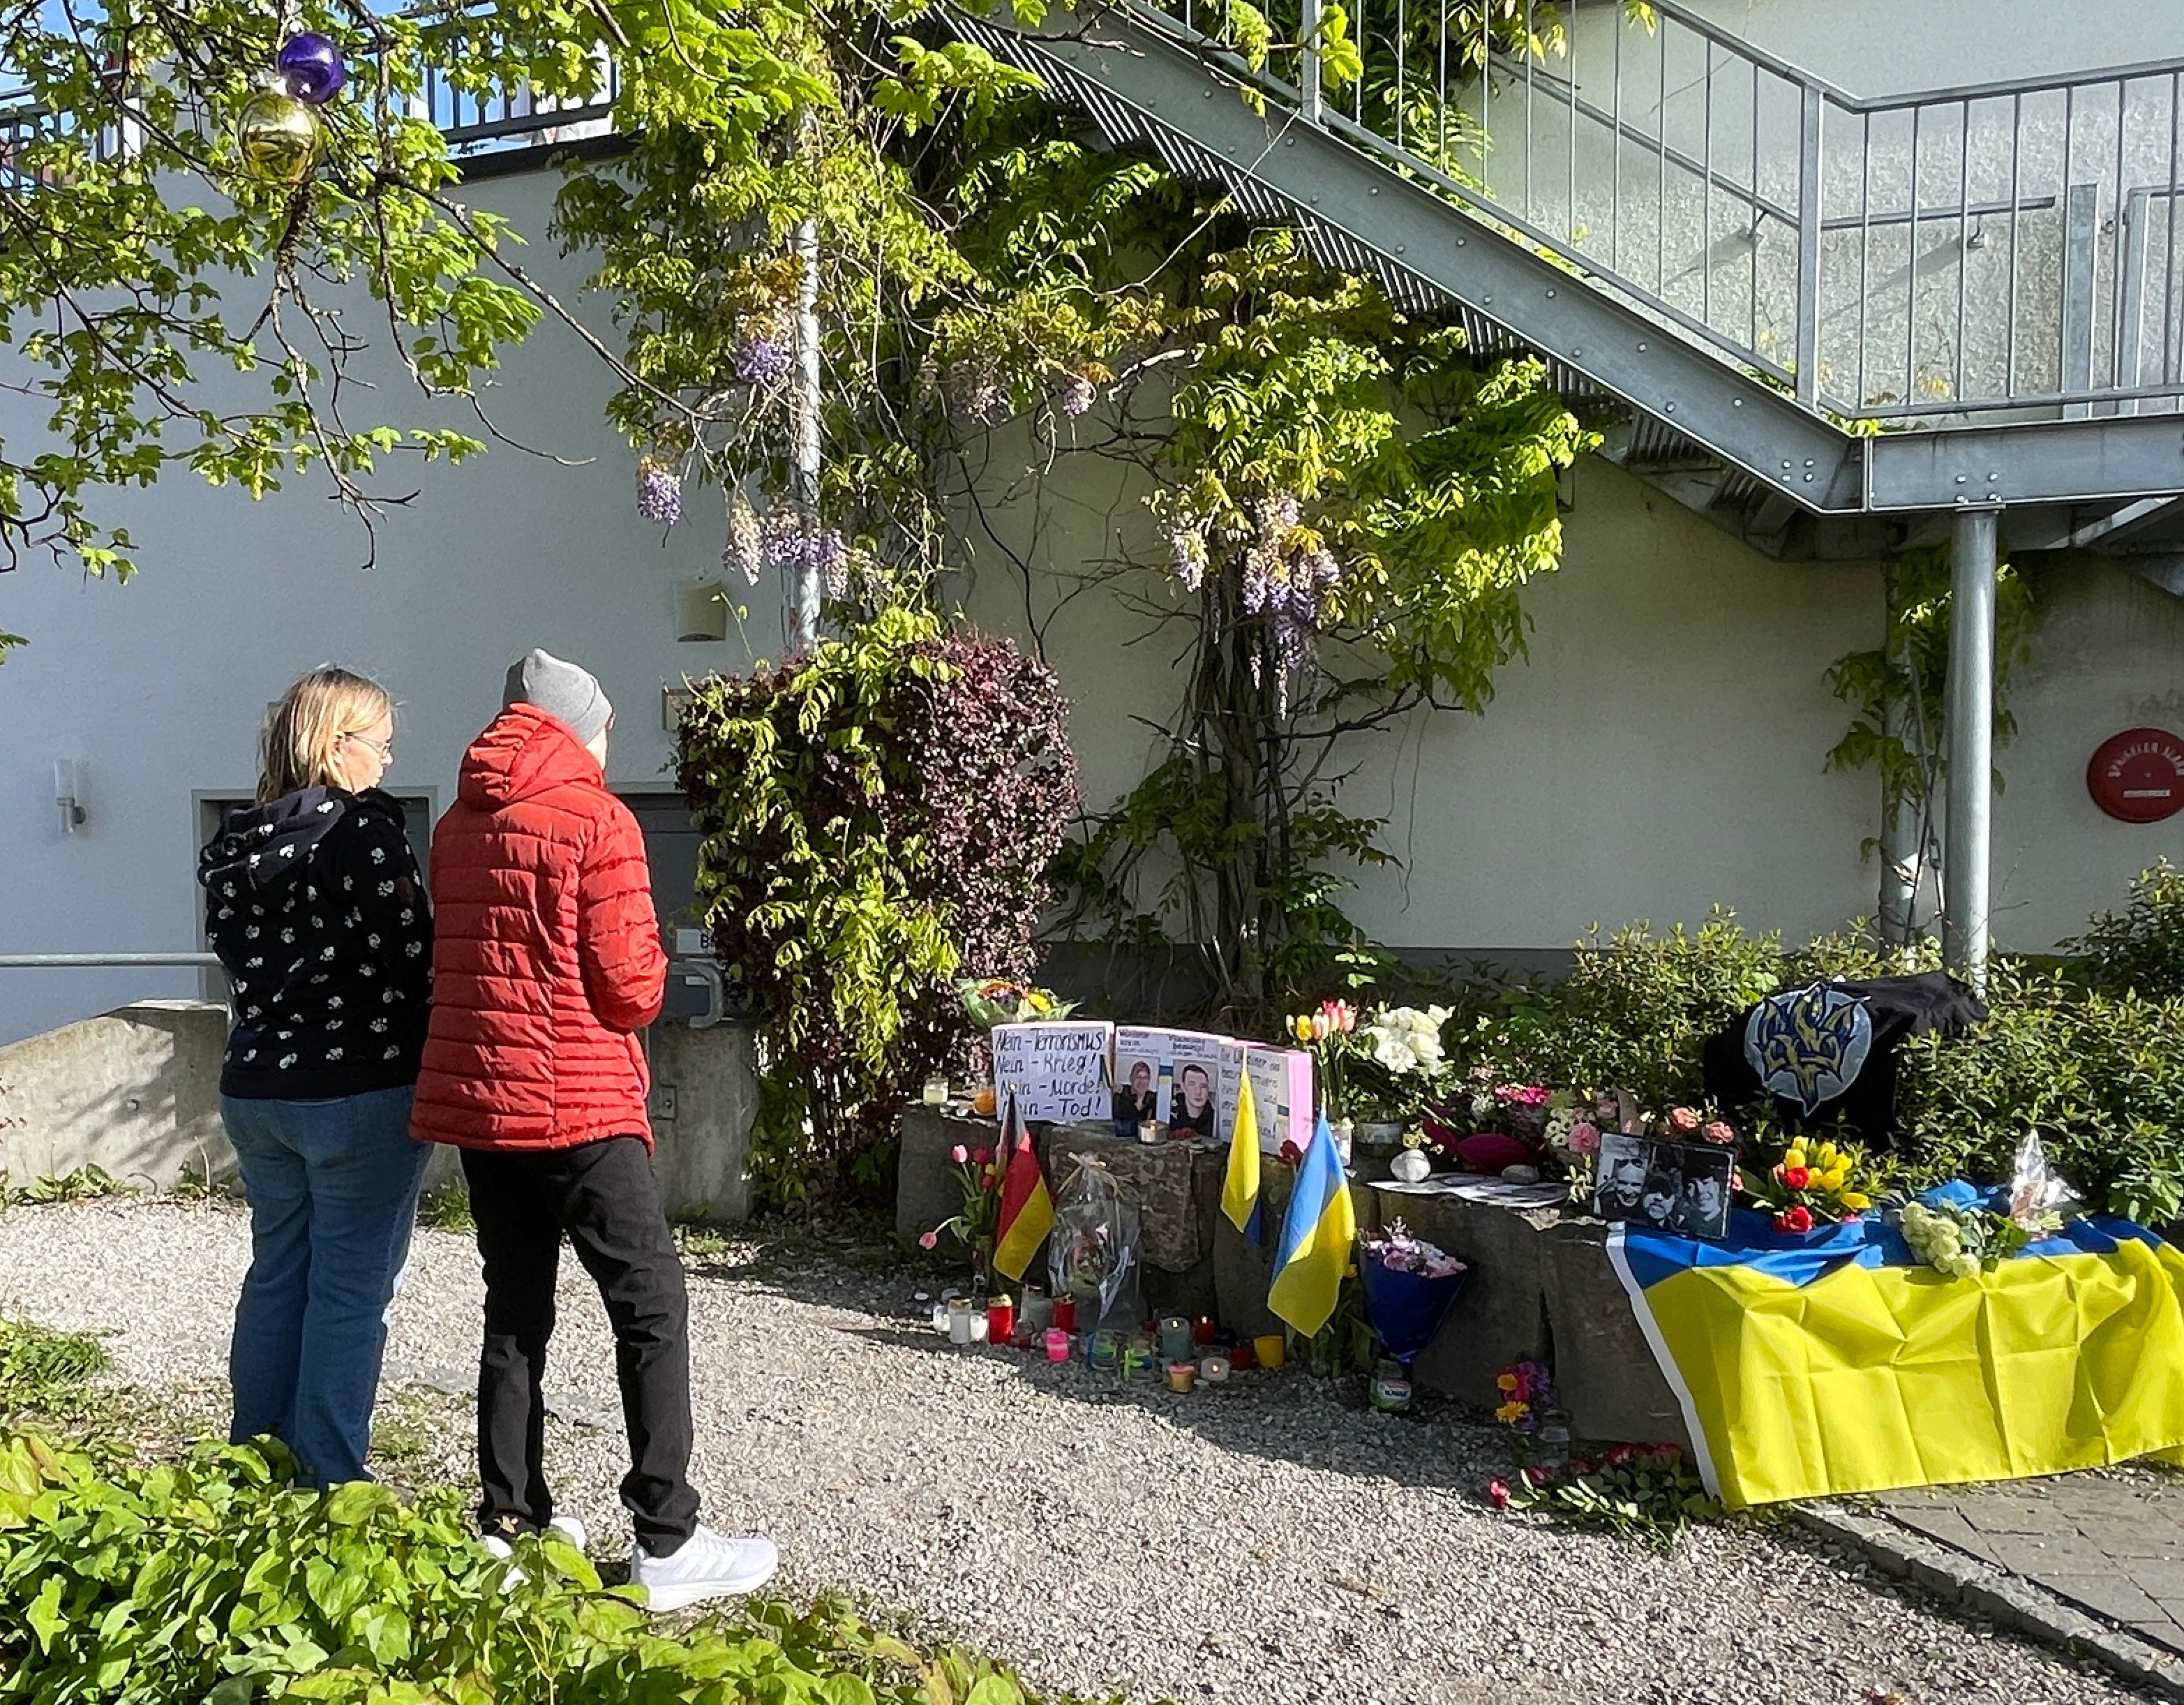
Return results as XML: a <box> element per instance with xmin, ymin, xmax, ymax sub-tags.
<box><xmin>414</xmin><ymin>648</ymin><xmax>777</xmax><ymax>1612</ymax></box>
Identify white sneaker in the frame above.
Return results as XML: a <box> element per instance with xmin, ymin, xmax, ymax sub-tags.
<box><xmin>629</xmin><ymin>1524</ymin><xmax>779</xmax><ymax>1611</ymax></box>
<box><xmin>482</xmin><ymin>1514</ymin><xmax>589</xmax><ymax>1584</ymax></box>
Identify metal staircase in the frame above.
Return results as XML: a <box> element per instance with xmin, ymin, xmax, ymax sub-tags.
<box><xmin>955</xmin><ymin>0</ymin><xmax>2184</xmax><ymax>979</ymax></box>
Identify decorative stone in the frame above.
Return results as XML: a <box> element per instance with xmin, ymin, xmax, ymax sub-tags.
<box><xmin>1390</xmin><ymin>1147</ymin><xmax>1432</xmax><ymax>1184</ymax></box>
<box><xmin>1501</xmin><ymin>1163</ymin><xmax>1541</xmax><ymax>1184</ymax></box>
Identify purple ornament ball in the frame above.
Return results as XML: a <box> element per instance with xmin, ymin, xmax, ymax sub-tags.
<box><xmin>276</xmin><ymin>33</ymin><xmax>346</xmax><ymax>106</ymax></box>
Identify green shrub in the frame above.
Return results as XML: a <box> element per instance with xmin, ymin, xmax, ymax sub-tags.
<box><xmin>1892</xmin><ymin>964</ymin><xmax>2184</xmax><ymax>1226</ymax></box>
<box><xmin>2068</xmin><ymin>859</ymin><xmax>2184</xmax><ymax>1002</ymax></box>
<box><xmin>1456</xmin><ymin>909</ymin><xmax>1783</xmax><ymax>1112</ymax></box>
<box><xmin>0</xmin><ymin>1431</ymin><xmax>1047</xmax><ymax>1704</ymax></box>
<box><xmin>678</xmin><ymin>607</ymin><xmax>1079</xmax><ymax>1210</ymax></box>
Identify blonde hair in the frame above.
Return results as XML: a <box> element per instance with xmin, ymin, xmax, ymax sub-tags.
<box><xmin>258</xmin><ymin>667</ymin><xmax>394</xmax><ymax>803</ymax></box>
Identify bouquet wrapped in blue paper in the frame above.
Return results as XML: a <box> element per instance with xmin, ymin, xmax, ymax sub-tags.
<box><xmin>1359</xmin><ymin>1219</ymin><xmax>1468</xmax><ymax>1367</ymax></box>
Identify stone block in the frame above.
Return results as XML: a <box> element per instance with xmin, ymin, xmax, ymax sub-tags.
<box><xmin>895</xmin><ymin>1103</ymin><xmax>991</xmax><ymax>1251</ymax></box>
<box><xmin>1213</xmin><ymin>1161</ymin><xmax>1294</xmax><ymax>1339</ymax></box>
<box><xmin>0</xmin><ymin>1000</ymin><xmax>231</xmax><ymax>1189</ymax></box>
<box><xmin>1539</xmin><ymin>1219</ymin><xmax>1692</xmax><ymax>1450</ymax></box>
<box><xmin>647</xmin><ymin>1021</ymin><xmax>760</xmax><ymax>1221</ymax></box>
<box><xmin>1363</xmin><ymin>1183</ymin><xmax>1553</xmax><ymax>1408</ymax></box>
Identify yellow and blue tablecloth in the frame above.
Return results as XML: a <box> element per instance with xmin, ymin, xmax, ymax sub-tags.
<box><xmin>1607</xmin><ymin>1186</ymin><xmax>2184</xmax><ymax>1507</ymax></box>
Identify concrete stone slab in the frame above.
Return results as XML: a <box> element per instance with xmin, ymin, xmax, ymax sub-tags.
<box><xmin>1539</xmin><ymin>1217</ymin><xmax>1692</xmax><ymax>1450</ymax></box>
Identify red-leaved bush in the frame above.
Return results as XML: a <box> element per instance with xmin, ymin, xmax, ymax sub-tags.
<box><xmin>678</xmin><ymin>606</ymin><xmax>1077</xmax><ymax>1207</ymax></box>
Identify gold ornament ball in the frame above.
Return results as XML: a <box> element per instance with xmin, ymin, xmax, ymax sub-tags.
<box><xmin>237</xmin><ymin>89</ymin><xmax>322</xmax><ymax>184</ymax></box>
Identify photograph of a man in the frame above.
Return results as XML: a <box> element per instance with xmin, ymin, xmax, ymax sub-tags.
<box><xmin>1167</xmin><ymin>1062</ymin><xmax>1220</xmax><ymax>1139</ymax></box>
<box><xmin>1677</xmin><ymin>1149</ymin><xmax>1734</xmax><ymax>1239</ymax></box>
<box><xmin>1593</xmin><ymin>1133</ymin><xmax>1652</xmax><ymax>1221</ymax></box>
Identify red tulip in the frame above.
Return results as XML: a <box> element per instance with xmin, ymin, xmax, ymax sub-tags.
<box><xmin>1487</xmin><ymin>1479</ymin><xmax>1511</xmax><ymax>1510</ymax></box>
<box><xmin>1776</xmin><ymin>1205</ymin><xmax>1814</xmax><ymax>1234</ymax></box>
<box><xmin>1780</xmin><ymin>1165</ymin><xmax>1811</xmax><ymax>1191</ymax></box>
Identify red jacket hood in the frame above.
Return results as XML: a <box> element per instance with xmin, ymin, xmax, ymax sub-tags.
<box><xmin>458</xmin><ymin>703</ymin><xmax>603</xmax><ymax>809</ymax></box>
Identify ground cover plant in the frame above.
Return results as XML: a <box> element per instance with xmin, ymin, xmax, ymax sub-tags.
<box><xmin>0</xmin><ymin>1431</ymin><xmax>1054</xmax><ymax>1705</ymax></box>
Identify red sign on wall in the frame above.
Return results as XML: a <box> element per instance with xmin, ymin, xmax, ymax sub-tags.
<box><xmin>2087</xmin><ymin>727</ymin><xmax>2184</xmax><ymax>824</ymax></box>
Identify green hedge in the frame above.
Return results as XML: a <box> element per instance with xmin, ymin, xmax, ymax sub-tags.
<box><xmin>1453</xmin><ymin>871</ymin><xmax>2184</xmax><ymax>1220</ymax></box>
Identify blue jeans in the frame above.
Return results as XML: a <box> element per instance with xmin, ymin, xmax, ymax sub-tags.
<box><xmin>220</xmin><ymin>1085</ymin><xmax>431</xmax><ymax>1488</ymax></box>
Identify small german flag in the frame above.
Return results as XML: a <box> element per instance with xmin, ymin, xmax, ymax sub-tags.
<box><xmin>992</xmin><ymin>1088</ymin><xmax>1054</xmax><ymax>1282</ymax></box>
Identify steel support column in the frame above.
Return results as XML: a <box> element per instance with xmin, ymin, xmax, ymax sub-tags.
<box><xmin>1943</xmin><ymin>507</ymin><xmax>2000</xmax><ymax>988</ymax></box>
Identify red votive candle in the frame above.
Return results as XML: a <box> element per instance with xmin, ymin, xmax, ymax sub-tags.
<box><xmin>1051</xmin><ymin>1295</ymin><xmax>1077</xmax><ymax>1334</ymax></box>
<box><xmin>1230</xmin><ymin>1340</ymin><xmax>1257</xmax><ymax>1371</ymax></box>
<box><xmin>987</xmin><ymin>1296</ymin><xmax>1015</xmax><ymax>1344</ymax></box>
<box><xmin>1193</xmin><ymin>1316</ymin><xmax>1218</xmax><ymax>1346</ymax></box>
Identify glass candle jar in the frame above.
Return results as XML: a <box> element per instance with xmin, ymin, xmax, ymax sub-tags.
<box><xmin>921</xmin><ymin>1075</ymin><xmax>949</xmax><ymax>1107</ymax></box>
<box><xmin>948</xmin><ymin>1296</ymin><xmax>973</xmax><ymax>1345</ymax></box>
<box><xmin>1166</xmin><ymin>1361</ymin><xmax>1197</xmax><ymax>1393</ymax></box>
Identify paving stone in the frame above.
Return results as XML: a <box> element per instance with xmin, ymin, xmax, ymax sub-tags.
<box><xmin>2039</xmin><ymin>1572</ymin><xmax>2174</xmax><ymax>1635</ymax></box>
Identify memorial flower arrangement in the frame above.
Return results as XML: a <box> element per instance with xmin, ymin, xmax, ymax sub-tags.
<box><xmin>922</xmin><ymin>1142</ymin><xmax>1003</xmax><ymax>1270</ymax></box>
<box><xmin>1744</xmin><ymin>1137</ymin><xmax>1872</xmax><ymax>1232</ymax></box>
<box><xmin>1894</xmin><ymin>1133</ymin><xmax>2074</xmax><ymax>1279</ymax></box>
<box><xmin>1287</xmin><ymin>998</ymin><xmax>1361</xmax><ymax>1116</ymax></box>
<box><xmin>1492</xmin><ymin>1444</ymin><xmax>1721</xmax><ymax>1545</ymax></box>
<box><xmin>1350</xmin><ymin>1003</ymin><xmax>1455</xmax><ymax>1120</ymax></box>
<box><xmin>1897</xmin><ymin>1198</ymin><xmax>2026</xmax><ymax>1279</ymax></box>
<box><xmin>957</xmin><ymin>978</ymin><xmax>1078</xmax><ymax>1029</ymax></box>
<box><xmin>1493</xmin><ymin>1360</ymin><xmax>1556</xmax><ymax>1430</ymax></box>
<box><xmin>1361</xmin><ymin>1219</ymin><xmax>1466</xmax><ymax>1278</ymax></box>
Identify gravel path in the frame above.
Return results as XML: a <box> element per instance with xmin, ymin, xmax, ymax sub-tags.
<box><xmin>0</xmin><ymin>1198</ymin><xmax>2156</xmax><ymax>1705</ymax></box>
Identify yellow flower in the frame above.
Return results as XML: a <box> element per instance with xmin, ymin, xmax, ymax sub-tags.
<box><xmin>1289</xmin><ymin>1015</ymin><xmax>1313</xmax><ymax>1043</ymax></box>
<box><xmin>1840</xmin><ymin>1191</ymin><xmax>1871</xmax><ymax>1212</ymax></box>
<box><xmin>1496</xmin><ymin>1401</ymin><xmax>1529</xmax><ymax>1424</ymax></box>
<box><xmin>1496</xmin><ymin>1373</ymin><xmax>1519</xmax><ymax>1392</ymax></box>
<box><xmin>1822</xmin><ymin>1167</ymin><xmax>1848</xmax><ymax>1193</ymax></box>
<box><xmin>1784</xmin><ymin>1148</ymin><xmax>1807</xmax><ymax>1172</ymax></box>
<box><xmin>1815</xmin><ymin>1142</ymin><xmax>1840</xmax><ymax>1167</ymax></box>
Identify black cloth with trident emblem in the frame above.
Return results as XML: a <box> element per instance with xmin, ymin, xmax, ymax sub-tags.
<box><xmin>1702</xmin><ymin>973</ymin><xmax>1987</xmax><ymax>1152</ymax></box>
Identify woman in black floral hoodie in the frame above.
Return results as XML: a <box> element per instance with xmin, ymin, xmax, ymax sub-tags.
<box><xmin>198</xmin><ymin>667</ymin><xmax>432</xmax><ymax>1487</ymax></box>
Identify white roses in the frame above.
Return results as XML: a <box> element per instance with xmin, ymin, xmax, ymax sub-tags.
<box><xmin>1363</xmin><ymin>1004</ymin><xmax>1453</xmax><ymax>1077</ymax></box>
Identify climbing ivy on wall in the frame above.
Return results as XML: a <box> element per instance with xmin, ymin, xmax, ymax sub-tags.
<box><xmin>1825</xmin><ymin>544</ymin><xmax>2036</xmax><ymax>939</ymax></box>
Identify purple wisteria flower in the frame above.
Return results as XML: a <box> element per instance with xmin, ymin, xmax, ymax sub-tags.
<box><xmin>761</xmin><ymin>509</ymin><xmax>850</xmax><ymax>597</ymax></box>
<box><xmin>1058</xmin><ymin>373</ymin><xmax>1095</xmax><ymax>417</ymax></box>
<box><xmin>734</xmin><ymin>317</ymin><xmax>795</xmax><ymax>385</ymax></box>
<box><xmin>636</xmin><ymin>459</ymin><xmax>682</xmax><ymax>526</ymax></box>
<box><xmin>725</xmin><ymin>497</ymin><xmax>763</xmax><ymax>586</ymax></box>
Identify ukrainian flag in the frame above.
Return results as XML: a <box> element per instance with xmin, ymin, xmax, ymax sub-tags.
<box><xmin>1609</xmin><ymin>1184</ymin><xmax>2184</xmax><ymax>1507</ymax></box>
<box><xmin>1268</xmin><ymin>1112</ymin><xmax>1355</xmax><ymax>1338</ymax></box>
<box><xmin>1221</xmin><ymin>1071</ymin><xmax>1262</xmax><ymax>1242</ymax></box>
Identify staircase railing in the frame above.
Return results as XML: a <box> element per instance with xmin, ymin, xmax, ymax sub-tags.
<box><xmin>1133</xmin><ymin>0</ymin><xmax>2184</xmax><ymax>428</ymax></box>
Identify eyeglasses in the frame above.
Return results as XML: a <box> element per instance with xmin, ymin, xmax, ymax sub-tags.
<box><xmin>341</xmin><ymin>731</ymin><xmax>394</xmax><ymax>764</ymax></box>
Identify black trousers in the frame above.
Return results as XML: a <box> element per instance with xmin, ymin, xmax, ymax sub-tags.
<box><xmin>461</xmin><ymin>1136</ymin><xmax>698</xmax><ymax>1556</ymax></box>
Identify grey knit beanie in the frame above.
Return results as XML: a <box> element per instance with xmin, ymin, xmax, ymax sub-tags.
<box><xmin>503</xmin><ymin>648</ymin><xmax>613</xmax><ymax>744</ymax></box>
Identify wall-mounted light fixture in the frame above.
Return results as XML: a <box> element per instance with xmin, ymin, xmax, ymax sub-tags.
<box><xmin>675</xmin><ymin>579</ymin><xmax>732</xmax><ymax>643</ymax></box>
<box><xmin>53</xmin><ymin>759</ymin><xmax>86</xmax><ymax>833</ymax></box>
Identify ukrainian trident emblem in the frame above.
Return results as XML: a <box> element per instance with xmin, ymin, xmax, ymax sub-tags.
<box><xmin>1743</xmin><ymin>982</ymin><xmax>1873</xmax><ymax>1115</ymax></box>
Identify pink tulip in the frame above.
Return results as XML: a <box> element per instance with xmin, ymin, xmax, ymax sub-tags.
<box><xmin>919</xmin><ymin>1230</ymin><xmax>938</xmax><ymax>1250</ymax></box>
<box><xmin>1699</xmin><ymin>1120</ymin><xmax>1735</xmax><ymax>1146</ymax></box>
<box><xmin>950</xmin><ymin>1145</ymin><xmax>968</xmax><ymax>1165</ymax></box>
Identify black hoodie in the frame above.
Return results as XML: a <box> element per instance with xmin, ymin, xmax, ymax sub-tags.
<box><xmin>197</xmin><ymin>787</ymin><xmax>433</xmax><ymax>1100</ymax></box>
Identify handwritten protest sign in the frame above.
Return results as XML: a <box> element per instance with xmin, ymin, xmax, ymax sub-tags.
<box><xmin>990</xmin><ymin>1021</ymin><xmax>1114</xmax><ymax>1123</ymax></box>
